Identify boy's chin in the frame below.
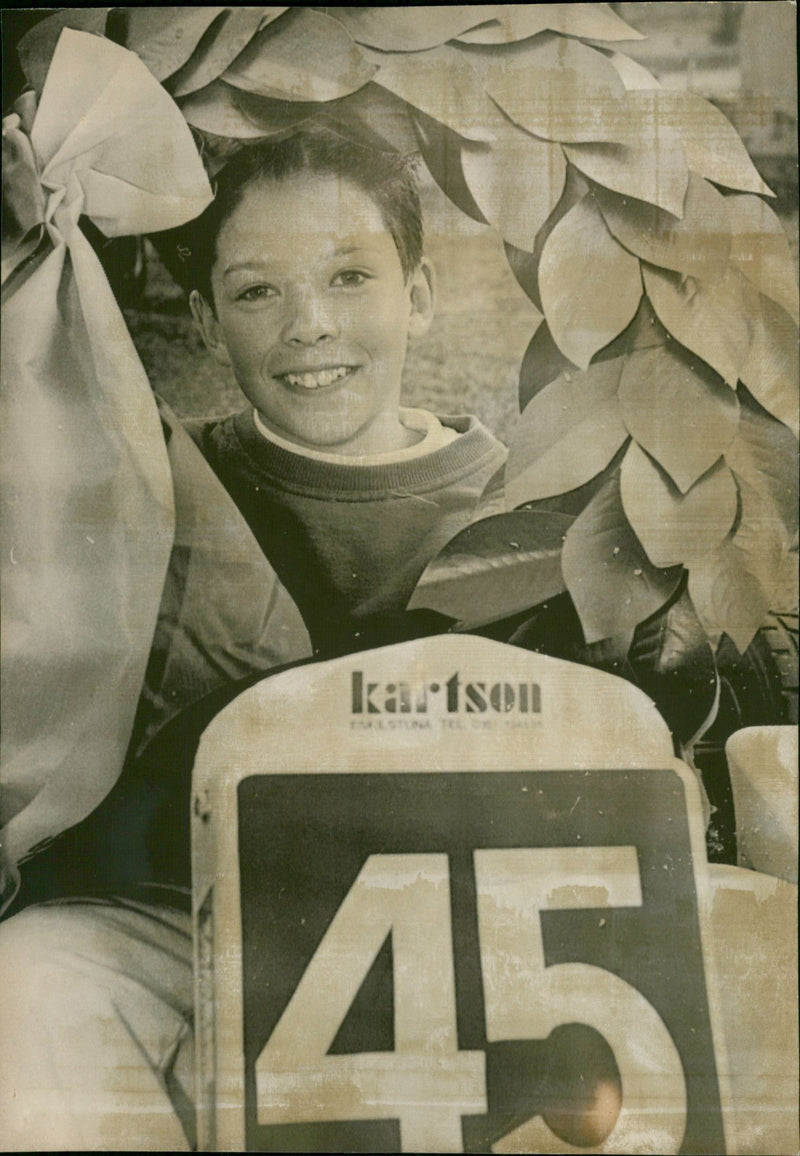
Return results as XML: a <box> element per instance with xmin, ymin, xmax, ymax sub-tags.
<box><xmin>256</xmin><ymin>410</ymin><xmax>362</xmax><ymax>451</ymax></box>
<box><xmin>256</xmin><ymin>409</ymin><xmax>410</xmax><ymax>457</ymax></box>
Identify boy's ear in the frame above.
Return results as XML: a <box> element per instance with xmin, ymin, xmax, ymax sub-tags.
<box><xmin>407</xmin><ymin>257</ymin><xmax>435</xmax><ymax>339</ymax></box>
<box><xmin>189</xmin><ymin>289</ymin><xmax>231</xmax><ymax>367</ymax></box>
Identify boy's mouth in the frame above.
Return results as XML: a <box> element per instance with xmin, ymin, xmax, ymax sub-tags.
<box><xmin>276</xmin><ymin>365</ymin><xmax>356</xmax><ymax>391</ymax></box>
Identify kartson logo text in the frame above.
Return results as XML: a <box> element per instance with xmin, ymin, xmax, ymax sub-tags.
<box><xmin>352</xmin><ymin>671</ymin><xmax>541</xmax><ymax>715</ymax></box>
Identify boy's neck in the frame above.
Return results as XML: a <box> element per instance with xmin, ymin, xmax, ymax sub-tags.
<box><xmin>254</xmin><ymin>408</ymin><xmax>422</xmax><ymax>457</ymax></box>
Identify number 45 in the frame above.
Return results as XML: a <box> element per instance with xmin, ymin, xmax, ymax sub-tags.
<box><xmin>255</xmin><ymin>849</ymin><xmax>687</xmax><ymax>1153</ymax></box>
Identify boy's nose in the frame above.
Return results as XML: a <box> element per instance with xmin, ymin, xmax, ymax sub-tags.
<box><xmin>281</xmin><ymin>290</ymin><xmax>338</xmax><ymax>346</ymax></box>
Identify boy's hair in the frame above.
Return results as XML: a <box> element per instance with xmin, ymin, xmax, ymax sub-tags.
<box><xmin>169</xmin><ymin>127</ymin><xmax>424</xmax><ymax>306</ymax></box>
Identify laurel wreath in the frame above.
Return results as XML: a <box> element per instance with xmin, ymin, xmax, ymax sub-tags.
<box><xmin>18</xmin><ymin>5</ymin><xmax>799</xmax><ymax>659</ymax></box>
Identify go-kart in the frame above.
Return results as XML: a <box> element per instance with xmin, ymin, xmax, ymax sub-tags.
<box><xmin>187</xmin><ymin>635</ymin><xmax>798</xmax><ymax>1154</ymax></box>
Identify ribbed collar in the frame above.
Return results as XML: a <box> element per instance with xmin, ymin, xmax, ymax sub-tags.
<box><xmin>231</xmin><ymin>407</ymin><xmax>503</xmax><ymax>498</ymax></box>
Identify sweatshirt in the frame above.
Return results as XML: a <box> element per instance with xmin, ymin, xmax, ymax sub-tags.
<box><xmin>189</xmin><ymin>407</ymin><xmax>508</xmax><ymax>656</ymax></box>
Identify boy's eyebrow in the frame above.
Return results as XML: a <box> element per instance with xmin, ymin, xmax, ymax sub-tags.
<box><xmin>222</xmin><ymin>245</ymin><xmax>380</xmax><ymax>279</ymax></box>
<box><xmin>217</xmin><ymin>236</ymin><xmax>383</xmax><ymax>277</ymax></box>
<box><xmin>332</xmin><ymin>245</ymin><xmax>374</xmax><ymax>257</ymax></box>
<box><xmin>222</xmin><ymin>261</ymin><xmax>272</xmax><ymax>279</ymax></box>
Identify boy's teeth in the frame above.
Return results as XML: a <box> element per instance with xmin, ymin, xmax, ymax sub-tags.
<box><xmin>285</xmin><ymin>366</ymin><xmax>349</xmax><ymax>389</ymax></box>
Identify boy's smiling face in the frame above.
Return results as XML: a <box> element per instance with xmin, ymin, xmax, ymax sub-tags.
<box><xmin>192</xmin><ymin>172</ymin><xmax>434</xmax><ymax>454</ymax></box>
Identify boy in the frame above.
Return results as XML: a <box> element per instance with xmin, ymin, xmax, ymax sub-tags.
<box><xmin>7</xmin><ymin>132</ymin><xmax>509</xmax><ymax>911</ymax></box>
<box><xmin>183</xmin><ymin>128</ymin><xmax>507</xmax><ymax>656</ymax></box>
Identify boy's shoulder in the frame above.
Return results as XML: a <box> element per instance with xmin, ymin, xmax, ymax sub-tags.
<box><xmin>428</xmin><ymin>412</ymin><xmax>508</xmax><ymax>461</ymax></box>
<box><xmin>435</xmin><ymin>412</ymin><xmax>499</xmax><ymax>439</ymax></box>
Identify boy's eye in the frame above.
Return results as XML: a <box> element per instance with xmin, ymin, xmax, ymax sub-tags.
<box><xmin>332</xmin><ymin>269</ymin><xmax>370</xmax><ymax>288</ymax></box>
<box><xmin>237</xmin><ymin>284</ymin><xmax>278</xmax><ymax>302</ymax></box>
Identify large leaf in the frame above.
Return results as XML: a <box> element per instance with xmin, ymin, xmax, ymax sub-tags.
<box><xmin>407</xmin><ymin>511</ymin><xmax>571</xmax><ymax>629</ymax></box>
<box><xmin>517</xmin><ymin>321</ymin><xmax>575</xmax><ymax>410</ymax></box>
<box><xmin>514</xmin><ymin>449</ymin><xmax>626</xmax><ymax>519</ymax></box>
<box><xmin>539</xmin><ymin>196</ymin><xmax>642</xmax><ymax>369</ymax></box>
<box><xmin>643</xmin><ymin>264</ymin><xmax>753</xmax><ymax>386</ymax></box>
<box><xmin>367</xmin><ymin>44</ymin><xmax>504</xmax><ymax>141</ymax></box>
<box><xmin>738</xmin><ymin>295</ymin><xmax>799</xmax><ymax>438</ymax></box>
<box><xmin>169</xmin><ymin>8</ymin><xmax>286</xmax><ymax>98</ymax></box>
<box><xmin>328</xmin><ymin>7</ymin><xmax>493</xmax><ymax>52</ymax></box>
<box><xmin>688</xmin><ymin>478</ymin><xmax>786</xmax><ymax>653</ymax></box>
<box><xmin>503</xmin><ymin>165</ymin><xmax>590</xmax><ymax>310</ymax></box>
<box><xmin>726</xmin><ymin>194</ymin><xmax>799</xmax><ymax>324</ymax></box>
<box><xmin>725</xmin><ymin>391</ymin><xmax>799</xmax><ymax>539</ymax></box>
<box><xmin>456</xmin><ymin>4</ymin><xmax>644</xmax><ymax>45</ymax></box>
<box><xmin>123</xmin><ymin>8</ymin><xmax>226</xmax><ymax>81</ymax></box>
<box><xmin>504</xmin><ymin>243</ymin><xmax>543</xmax><ymax>311</ymax></box>
<box><xmin>18</xmin><ymin>9</ymin><xmax>110</xmax><ymax>93</ymax></box>
<box><xmin>594</xmin><ymin>175</ymin><xmax>730</xmax><ymax>281</ymax></box>
<box><xmin>597</xmin><ymin>296</ymin><xmax>671</xmax><ymax>359</ymax></box>
<box><xmin>625</xmin><ymin>90</ymin><xmax>773</xmax><ymax>197</ymax></box>
<box><xmin>412</xmin><ymin>113</ymin><xmax>488</xmax><ymax>224</ymax></box>
<box><xmin>564</xmin><ymin>133</ymin><xmax>688</xmax><ymax>217</ymax></box>
<box><xmin>561</xmin><ymin>473</ymin><xmax>683</xmax><ymax>644</ymax></box>
<box><xmin>483</xmin><ymin>34</ymin><xmax>629</xmax><ymax>144</ymax></box>
<box><xmin>621</xmin><ymin>443</ymin><xmax>738</xmax><ymax>568</ymax></box>
<box><xmin>604</xmin><ymin>51</ymin><xmax>661</xmax><ymax>91</ymax></box>
<box><xmin>180</xmin><ymin>82</ymin><xmax>313</xmax><ymax>139</ymax></box>
<box><xmin>727</xmin><ymin>476</ymin><xmax>786</xmax><ymax>597</ymax></box>
<box><xmin>526</xmin><ymin>295</ymin><xmax>668</xmax><ymax>390</ymax></box>
<box><xmin>319</xmin><ymin>84</ymin><xmax>419</xmax><ymax>155</ymax></box>
<box><xmin>461</xmin><ymin>124</ymin><xmax>566</xmax><ymax>251</ymax></box>
<box><xmin>222</xmin><ymin>8</ymin><xmax>375</xmax><ymax>102</ymax></box>
<box><xmin>506</xmin><ymin>358</ymin><xmax>629</xmax><ymax>505</ymax></box>
<box><xmin>773</xmin><ymin>548</ymin><xmax>800</xmax><ymax>613</ymax></box>
<box><xmin>618</xmin><ymin>344</ymin><xmax>740</xmax><ymax>492</ymax></box>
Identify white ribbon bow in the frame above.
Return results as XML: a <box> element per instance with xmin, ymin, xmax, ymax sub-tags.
<box><xmin>0</xmin><ymin>30</ymin><xmax>213</xmax><ymax>891</ymax></box>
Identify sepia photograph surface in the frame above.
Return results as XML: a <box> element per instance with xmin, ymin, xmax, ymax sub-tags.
<box><xmin>1</xmin><ymin>5</ymin><xmax>798</xmax><ymax>1152</ymax></box>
